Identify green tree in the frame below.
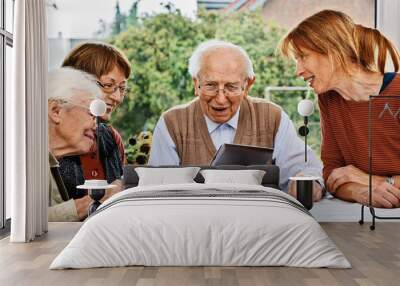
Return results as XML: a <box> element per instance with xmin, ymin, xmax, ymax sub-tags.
<box><xmin>109</xmin><ymin>9</ymin><xmax>321</xmax><ymax>155</ymax></box>
<box><xmin>126</xmin><ymin>0</ymin><xmax>140</xmax><ymax>27</ymax></box>
<box><xmin>112</xmin><ymin>1</ymin><xmax>126</xmax><ymax>35</ymax></box>
<box><xmin>109</xmin><ymin>10</ymin><xmax>217</xmax><ymax>137</ymax></box>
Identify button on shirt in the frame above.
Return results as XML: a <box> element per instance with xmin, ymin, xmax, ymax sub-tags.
<box><xmin>149</xmin><ymin>108</ymin><xmax>323</xmax><ymax>192</ymax></box>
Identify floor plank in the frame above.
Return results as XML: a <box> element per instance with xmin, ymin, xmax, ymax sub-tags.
<box><xmin>1</xmin><ymin>222</ymin><xmax>400</xmax><ymax>286</ymax></box>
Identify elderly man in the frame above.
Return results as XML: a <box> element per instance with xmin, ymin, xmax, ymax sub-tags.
<box><xmin>149</xmin><ymin>40</ymin><xmax>323</xmax><ymax>200</ymax></box>
<box><xmin>48</xmin><ymin>67</ymin><xmax>116</xmax><ymax>221</ymax></box>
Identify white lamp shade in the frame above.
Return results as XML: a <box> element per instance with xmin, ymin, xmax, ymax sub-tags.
<box><xmin>90</xmin><ymin>99</ymin><xmax>107</xmax><ymax>117</ymax></box>
<box><xmin>298</xmin><ymin>99</ymin><xmax>314</xmax><ymax>117</ymax></box>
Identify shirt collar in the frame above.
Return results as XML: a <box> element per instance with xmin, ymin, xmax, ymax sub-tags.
<box><xmin>204</xmin><ymin>106</ymin><xmax>240</xmax><ymax>133</ymax></box>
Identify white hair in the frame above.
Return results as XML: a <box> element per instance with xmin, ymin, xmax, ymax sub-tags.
<box><xmin>48</xmin><ymin>67</ymin><xmax>102</xmax><ymax>104</ymax></box>
<box><xmin>188</xmin><ymin>39</ymin><xmax>255</xmax><ymax>79</ymax></box>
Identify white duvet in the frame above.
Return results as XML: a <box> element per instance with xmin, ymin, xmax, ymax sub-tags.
<box><xmin>50</xmin><ymin>183</ymin><xmax>351</xmax><ymax>269</ymax></box>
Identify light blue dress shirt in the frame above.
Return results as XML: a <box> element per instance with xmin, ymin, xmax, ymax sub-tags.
<box><xmin>148</xmin><ymin>107</ymin><xmax>323</xmax><ymax>192</ymax></box>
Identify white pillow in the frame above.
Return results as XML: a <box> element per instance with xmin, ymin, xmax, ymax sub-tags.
<box><xmin>136</xmin><ymin>167</ymin><xmax>200</xmax><ymax>186</ymax></box>
<box><xmin>200</xmin><ymin>169</ymin><xmax>266</xmax><ymax>185</ymax></box>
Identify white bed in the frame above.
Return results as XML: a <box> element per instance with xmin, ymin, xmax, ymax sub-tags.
<box><xmin>50</xmin><ymin>183</ymin><xmax>350</xmax><ymax>269</ymax></box>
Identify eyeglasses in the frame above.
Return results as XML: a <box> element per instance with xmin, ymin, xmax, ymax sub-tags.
<box><xmin>58</xmin><ymin>99</ymin><xmax>95</xmax><ymax>118</ymax></box>
<box><xmin>97</xmin><ymin>81</ymin><xmax>129</xmax><ymax>96</ymax></box>
<box><xmin>198</xmin><ymin>82</ymin><xmax>245</xmax><ymax>97</ymax></box>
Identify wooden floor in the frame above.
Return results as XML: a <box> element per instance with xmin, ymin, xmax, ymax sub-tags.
<box><xmin>1</xmin><ymin>222</ymin><xmax>400</xmax><ymax>286</ymax></box>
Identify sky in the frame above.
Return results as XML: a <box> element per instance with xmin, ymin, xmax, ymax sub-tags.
<box><xmin>47</xmin><ymin>0</ymin><xmax>197</xmax><ymax>39</ymax></box>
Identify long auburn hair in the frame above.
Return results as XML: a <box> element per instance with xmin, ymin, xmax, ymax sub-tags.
<box><xmin>280</xmin><ymin>10</ymin><xmax>400</xmax><ymax>74</ymax></box>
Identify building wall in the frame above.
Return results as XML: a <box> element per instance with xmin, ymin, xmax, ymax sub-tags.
<box><xmin>262</xmin><ymin>0</ymin><xmax>375</xmax><ymax>30</ymax></box>
<box><xmin>48</xmin><ymin>37</ymin><xmax>96</xmax><ymax>71</ymax></box>
<box><xmin>377</xmin><ymin>0</ymin><xmax>400</xmax><ymax>49</ymax></box>
<box><xmin>198</xmin><ymin>0</ymin><xmax>236</xmax><ymax>10</ymax></box>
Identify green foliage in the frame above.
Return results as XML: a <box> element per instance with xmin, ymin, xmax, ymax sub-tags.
<box><xmin>108</xmin><ymin>9</ymin><xmax>321</xmax><ymax>156</ymax></box>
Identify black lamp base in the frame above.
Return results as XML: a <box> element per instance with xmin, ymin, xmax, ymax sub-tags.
<box><xmin>296</xmin><ymin>180</ymin><xmax>313</xmax><ymax>210</ymax></box>
<box><xmin>88</xmin><ymin>189</ymin><xmax>105</xmax><ymax>216</ymax></box>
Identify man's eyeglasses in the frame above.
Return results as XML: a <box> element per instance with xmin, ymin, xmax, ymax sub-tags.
<box><xmin>198</xmin><ymin>82</ymin><xmax>245</xmax><ymax>97</ymax></box>
<box><xmin>97</xmin><ymin>81</ymin><xmax>129</xmax><ymax>96</ymax></box>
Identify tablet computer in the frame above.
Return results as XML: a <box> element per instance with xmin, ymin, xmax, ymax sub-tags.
<box><xmin>210</xmin><ymin>143</ymin><xmax>274</xmax><ymax>166</ymax></box>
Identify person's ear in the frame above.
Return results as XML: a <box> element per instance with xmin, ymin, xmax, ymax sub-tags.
<box><xmin>193</xmin><ymin>77</ymin><xmax>200</xmax><ymax>97</ymax></box>
<box><xmin>243</xmin><ymin>76</ymin><xmax>256</xmax><ymax>96</ymax></box>
<box><xmin>48</xmin><ymin>100</ymin><xmax>63</xmax><ymax>124</ymax></box>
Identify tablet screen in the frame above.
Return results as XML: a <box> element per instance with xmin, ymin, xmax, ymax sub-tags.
<box><xmin>210</xmin><ymin>143</ymin><xmax>274</xmax><ymax>166</ymax></box>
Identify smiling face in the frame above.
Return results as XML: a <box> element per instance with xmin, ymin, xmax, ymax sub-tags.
<box><xmin>97</xmin><ymin>65</ymin><xmax>127</xmax><ymax>121</ymax></box>
<box><xmin>194</xmin><ymin>49</ymin><xmax>254</xmax><ymax>123</ymax></box>
<box><xmin>49</xmin><ymin>95</ymin><xmax>97</xmax><ymax>157</ymax></box>
<box><xmin>294</xmin><ymin>48</ymin><xmax>338</xmax><ymax>94</ymax></box>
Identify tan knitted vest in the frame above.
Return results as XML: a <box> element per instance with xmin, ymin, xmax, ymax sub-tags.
<box><xmin>164</xmin><ymin>96</ymin><xmax>281</xmax><ymax>165</ymax></box>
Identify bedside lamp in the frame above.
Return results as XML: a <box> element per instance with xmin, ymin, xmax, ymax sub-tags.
<box><xmin>290</xmin><ymin>99</ymin><xmax>316</xmax><ymax>210</ymax></box>
<box><xmin>77</xmin><ymin>99</ymin><xmax>117</xmax><ymax>216</ymax></box>
<box><xmin>297</xmin><ymin>99</ymin><xmax>314</xmax><ymax>162</ymax></box>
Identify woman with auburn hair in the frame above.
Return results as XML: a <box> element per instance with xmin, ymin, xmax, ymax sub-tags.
<box><xmin>58</xmin><ymin>42</ymin><xmax>131</xmax><ymax>219</ymax></box>
<box><xmin>280</xmin><ymin>10</ymin><xmax>400</xmax><ymax>208</ymax></box>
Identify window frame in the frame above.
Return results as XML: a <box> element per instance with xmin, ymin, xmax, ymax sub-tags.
<box><xmin>0</xmin><ymin>0</ymin><xmax>13</xmax><ymax>233</ymax></box>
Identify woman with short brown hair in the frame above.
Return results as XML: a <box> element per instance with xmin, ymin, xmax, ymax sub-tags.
<box><xmin>59</xmin><ymin>42</ymin><xmax>131</xmax><ymax>219</ymax></box>
<box><xmin>280</xmin><ymin>10</ymin><xmax>400</xmax><ymax>208</ymax></box>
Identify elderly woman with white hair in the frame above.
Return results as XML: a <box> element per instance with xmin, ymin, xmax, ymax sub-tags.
<box><xmin>48</xmin><ymin>67</ymin><xmax>110</xmax><ymax>221</ymax></box>
<box><xmin>148</xmin><ymin>39</ymin><xmax>324</xmax><ymax>200</ymax></box>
